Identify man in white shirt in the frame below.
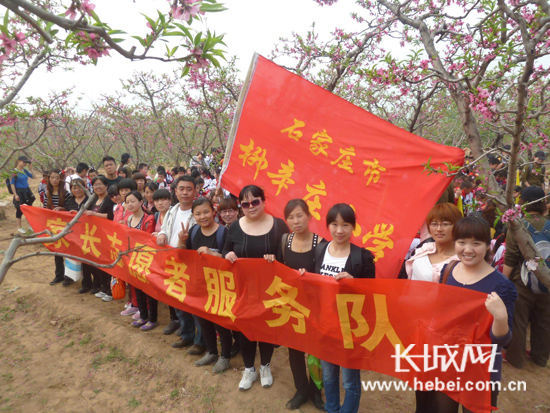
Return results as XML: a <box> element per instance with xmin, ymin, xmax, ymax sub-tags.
<box><xmin>157</xmin><ymin>176</ymin><xmax>205</xmax><ymax>354</ymax></box>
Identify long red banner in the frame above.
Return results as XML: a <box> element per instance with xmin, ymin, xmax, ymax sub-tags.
<box><xmin>220</xmin><ymin>55</ymin><xmax>465</xmax><ymax>278</ymax></box>
<box><xmin>23</xmin><ymin>206</ymin><xmax>493</xmax><ymax>412</ymax></box>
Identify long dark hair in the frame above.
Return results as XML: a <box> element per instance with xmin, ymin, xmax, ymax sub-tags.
<box><xmin>46</xmin><ymin>169</ymin><xmax>66</xmax><ymax>209</ymax></box>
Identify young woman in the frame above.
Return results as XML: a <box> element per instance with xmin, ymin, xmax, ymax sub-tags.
<box><xmin>149</xmin><ymin>189</ymin><xmax>182</xmax><ymax>335</ymax></box>
<box><xmin>223</xmin><ymin>185</ymin><xmax>290</xmax><ymax>391</ymax></box>
<box><xmin>10</xmin><ymin>155</ymin><xmax>35</xmax><ymax>233</ymax></box>
<box><xmin>87</xmin><ymin>176</ymin><xmax>115</xmax><ymax>299</ymax></box>
<box><xmin>436</xmin><ymin>216</ymin><xmax>517</xmax><ymax>412</ymax></box>
<box><xmin>125</xmin><ymin>191</ymin><xmax>157</xmax><ymax>331</ymax></box>
<box><xmin>406</xmin><ymin>203</ymin><xmax>462</xmax><ymax>282</ymax></box>
<box><xmin>277</xmin><ymin>199</ymin><xmax>325</xmax><ymax>411</ymax></box>
<box><xmin>313</xmin><ymin>203</ymin><xmax>375</xmax><ymax>413</ymax></box>
<box><xmin>143</xmin><ymin>181</ymin><xmax>159</xmax><ymax>213</ymax></box>
<box><xmin>44</xmin><ymin>169</ymin><xmax>71</xmax><ymax>286</ymax></box>
<box><xmin>217</xmin><ymin>197</ymin><xmax>240</xmax><ymax>227</ymax></box>
<box><xmin>180</xmin><ymin>197</ymin><xmax>232</xmax><ymax>373</ymax></box>
<box><xmin>65</xmin><ymin>179</ymin><xmax>97</xmax><ymax>294</ymax></box>
<box><xmin>132</xmin><ymin>172</ymin><xmax>147</xmax><ymax>195</ymax></box>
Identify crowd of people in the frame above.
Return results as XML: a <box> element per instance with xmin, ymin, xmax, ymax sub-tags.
<box><xmin>7</xmin><ymin>149</ymin><xmax>550</xmax><ymax>413</ymax></box>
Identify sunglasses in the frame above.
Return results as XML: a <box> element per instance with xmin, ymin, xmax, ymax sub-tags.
<box><xmin>241</xmin><ymin>199</ymin><xmax>261</xmax><ymax>209</ymax></box>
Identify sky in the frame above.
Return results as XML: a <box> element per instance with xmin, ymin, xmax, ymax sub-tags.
<box><xmin>21</xmin><ymin>0</ymin><xmax>363</xmax><ymax>110</ymax></box>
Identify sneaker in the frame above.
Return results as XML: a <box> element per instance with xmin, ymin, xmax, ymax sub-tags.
<box><xmin>131</xmin><ymin>319</ymin><xmax>148</xmax><ymax>328</ymax></box>
<box><xmin>120</xmin><ymin>306</ymin><xmax>139</xmax><ymax>316</ymax></box>
<box><xmin>50</xmin><ymin>277</ymin><xmax>64</xmax><ymax>285</ymax></box>
<box><xmin>95</xmin><ymin>291</ymin><xmax>106</xmax><ymax>298</ymax></box>
<box><xmin>239</xmin><ymin>369</ymin><xmax>258</xmax><ymax>391</ymax></box>
<box><xmin>140</xmin><ymin>321</ymin><xmax>159</xmax><ymax>331</ymax></box>
<box><xmin>260</xmin><ymin>364</ymin><xmax>273</xmax><ymax>388</ymax></box>
<box><xmin>162</xmin><ymin>319</ymin><xmax>180</xmax><ymax>335</ymax></box>
<box><xmin>212</xmin><ymin>356</ymin><xmax>231</xmax><ymax>373</ymax></box>
<box><xmin>132</xmin><ymin>311</ymin><xmax>141</xmax><ymax>321</ymax></box>
<box><xmin>124</xmin><ymin>301</ymin><xmax>132</xmax><ymax>309</ymax></box>
<box><xmin>171</xmin><ymin>338</ymin><xmax>193</xmax><ymax>348</ymax></box>
<box><xmin>17</xmin><ymin>228</ymin><xmax>26</xmax><ymax>234</ymax></box>
<box><xmin>89</xmin><ymin>288</ymin><xmax>100</xmax><ymax>295</ymax></box>
<box><xmin>102</xmin><ymin>295</ymin><xmax>113</xmax><ymax>302</ymax></box>
<box><xmin>186</xmin><ymin>344</ymin><xmax>206</xmax><ymax>356</ymax></box>
<box><xmin>195</xmin><ymin>352</ymin><xmax>218</xmax><ymax>367</ymax></box>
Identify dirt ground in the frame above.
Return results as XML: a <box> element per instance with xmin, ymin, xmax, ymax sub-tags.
<box><xmin>0</xmin><ymin>178</ymin><xmax>549</xmax><ymax>412</ymax></box>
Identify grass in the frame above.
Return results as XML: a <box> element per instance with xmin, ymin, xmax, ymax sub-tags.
<box><xmin>79</xmin><ymin>334</ymin><xmax>91</xmax><ymax>345</ymax></box>
<box><xmin>90</xmin><ymin>346</ymin><xmax>137</xmax><ymax>370</ymax></box>
<box><xmin>127</xmin><ymin>397</ymin><xmax>141</xmax><ymax>408</ymax></box>
<box><xmin>170</xmin><ymin>389</ymin><xmax>179</xmax><ymax>399</ymax></box>
<box><xmin>64</xmin><ymin>341</ymin><xmax>75</xmax><ymax>348</ymax></box>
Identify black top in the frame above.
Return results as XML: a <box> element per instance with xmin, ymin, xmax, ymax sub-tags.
<box><xmin>92</xmin><ymin>196</ymin><xmax>115</xmax><ymax>221</ymax></box>
<box><xmin>106</xmin><ymin>176</ymin><xmax>123</xmax><ymax>188</ymax></box>
<box><xmin>314</xmin><ymin>242</ymin><xmax>376</xmax><ymax>279</ymax></box>
<box><xmin>279</xmin><ymin>232</ymin><xmax>320</xmax><ymax>273</ymax></box>
<box><xmin>187</xmin><ymin>225</ymin><xmax>227</xmax><ymax>254</ymax></box>
<box><xmin>64</xmin><ymin>195</ymin><xmax>92</xmax><ymax>212</ymax></box>
<box><xmin>222</xmin><ymin>217</ymin><xmax>289</xmax><ymax>258</ymax></box>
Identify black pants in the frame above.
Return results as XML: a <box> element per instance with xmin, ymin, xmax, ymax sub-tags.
<box><xmin>198</xmin><ymin>316</ymin><xmax>232</xmax><ymax>358</ymax></box>
<box><xmin>135</xmin><ymin>288</ymin><xmax>158</xmax><ymax>323</ymax></box>
<box><xmin>415</xmin><ymin>390</ymin><xmax>437</xmax><ymax>413</ymax></box>
<box><xmin>54</xmin><ymin>256</ymin><xmax>64</xmax><ymax>280</ymax></box>
<box><xmin>289</xmin><ymin>348</ymin><xmax>321</xmax><ymax>397</ymax></box>
<box><xmin>435</xmin><ymin>390</ymin><xmax>498</xmax><ymax>412</ymax></box>
<box><xmin>169</xmin><ymin>306</ymin><xmax>178</xmax><ymax>321</ymax></box>
<box><xmin>241</xmin><ymin>333</ymin><xmax>274</xmax><ymax>368</ymax></box>
<box><xmin>92</xmin><ymin>268</ymin><xmax>111</xmax><ymax>296</ymax></box>
<box><xmin>81</xmin><ymin>264</ymin><xmax>100</xmax><ymax>290</ymax></box>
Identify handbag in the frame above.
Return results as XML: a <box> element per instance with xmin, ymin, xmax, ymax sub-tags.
<box><xmin>64</xmin><ymin>258</ymin><xmax>83</xmax><ymax>281</ymax></box>
<box><xmin>111</xmin><ymin>277</ymin><xmax>126</xmax><ymax>300</ymax></box>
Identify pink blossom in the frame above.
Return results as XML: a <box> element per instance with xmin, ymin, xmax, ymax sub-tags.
<box><xmin>14</xmin><ymin>32</ymin><xmax>26</xmax><ymax>44</ymax></box>
<box><xmin>171</xmin><ymin>0</ymin><xmax>204</xmax><ymax>21</ymax></box>
<box><xmin>65</xmin><ymin>6</ymin><xmax>77</xmax><ymax>20</ymax></box>
<box><xmin>86</xmin><ymin>47</ymin><xmax>100</xmax><ymax>60</ymax></box>
<box><xmin>81</xmin><ymin>0</ymin><xmax>96</xmax><ymax>16</ymax></box>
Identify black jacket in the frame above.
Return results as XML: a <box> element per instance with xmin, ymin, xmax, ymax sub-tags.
<box><xmin>314</xmin><ymin>241</ymin><xmax>375</xmax><ymax>278</ymax></box>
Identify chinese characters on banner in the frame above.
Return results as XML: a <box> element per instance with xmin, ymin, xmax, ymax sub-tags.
<box><xmin>23</xmin><ymin>206</ymin><xmax>492</xmax><ymax>412</ymax></box>
<box><xmin>220</xmin><ymin>55</ymin><xmax>465</xmax><ymax>278</ymax></box>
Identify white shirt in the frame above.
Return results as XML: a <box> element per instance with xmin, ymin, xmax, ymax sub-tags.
<box><xmin>169</xmin><ymin>207</ymin><xmax>192</xmax><ymax>248</ymax></box>
<box><xmin>319</xmin><ymin>243</ymin><xmax>348</xmax><ymax>277</ymax></box>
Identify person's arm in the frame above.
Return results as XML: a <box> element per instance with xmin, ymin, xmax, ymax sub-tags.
<box><xmin>222</xmin><ymin>221</ymin><xmax>238</xmax><ymax>262</ymax></box>
<box><xmin>24</xmin><ymin>168</ymin><xmax>33</xmax><ymax>179</ymax></box>
<box><xmin>361</xmin><ymin>249</ymin><xmax>376</xmax><ymax>279</ymax></box>
<box><xmin>501</xmin><ymin>264</ymin><xmax>513</xmax><ymax>278</ymax></box>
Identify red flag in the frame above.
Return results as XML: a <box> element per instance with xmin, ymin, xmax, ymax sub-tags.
<box><xmin>221</xmin><ymin>55</ymin><xmax>464</xmax><ymax>278</ymax></box>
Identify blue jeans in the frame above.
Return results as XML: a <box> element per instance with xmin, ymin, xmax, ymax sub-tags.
<box><xmin>175</xmin><ymin>309</ymin><xmax>204</xmax><ymax>346</ymax></box>
<box><xmin>321</xmin><ymin>360</ymin><xmax>361</xmax><ymax>413</ymax></box>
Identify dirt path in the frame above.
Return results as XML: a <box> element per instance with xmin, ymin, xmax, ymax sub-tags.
<box><xmin>0</xmin><ymin>182</ymin><xmax>549</xmax><ymax>412</ymax></box>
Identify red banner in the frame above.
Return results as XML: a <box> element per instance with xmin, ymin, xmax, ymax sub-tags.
<box><xmin>220</xmin><ymin>55</ymin><xmax>464</xmax><ymax>278</ymax></box>
<box><xmin>23</xmin><ymin>206</ymin><xmax>492</xmax><ymax>412</ymax></box>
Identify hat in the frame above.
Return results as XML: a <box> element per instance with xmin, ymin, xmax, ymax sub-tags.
<box><xmin>521</xmin><ymin>186</ymin><xmax>545</xmax><ymax>203</ymax></box>
<box><xmin>534</xmin><ymin>151</ymin><xmax>546</xmax><ymax>160</ymax></box>
<box><xmin>17</xmin><ymin>155</ymin><xmax>30</xmax><ymax>163</ymax></box>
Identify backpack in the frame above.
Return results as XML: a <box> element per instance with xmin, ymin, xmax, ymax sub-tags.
<box><xmin>189</xmin><ymin>224</ymin><xmax>226</xmax><ymax>252</ymax></box>
<box><xmin>520</xmin><ymin>220</ymin><xmax>550</xmax><ymax>294</ymax></box>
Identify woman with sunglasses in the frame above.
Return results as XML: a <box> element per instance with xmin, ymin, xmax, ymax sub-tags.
<box><xmin>223</xmin><ymin>185</ymin><xmax>289</xmax><ymax>391</ymax></box>
<box><xmin>65</xmin><ymin>178</ymin><xmax>98</xmax><ymax>294</ymax></box>
<box><xmin>86</xmin><ymin>176</ymin><xmax>115</xmax><ymax>300</ymax></box>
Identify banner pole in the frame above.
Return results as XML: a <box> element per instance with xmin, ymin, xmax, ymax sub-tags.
<box><xmin>220</xmin><ymin>53</ymin><xmax>259</xmax><ymax>189</ymax></box>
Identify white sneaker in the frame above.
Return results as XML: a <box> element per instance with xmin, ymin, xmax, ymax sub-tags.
<box><xmin>95</xmin><ymin>291</ymin><xmax>106</xmax><ymax>298</ymax></box>
<box><xmin>239</xmin><ymin>369</ymin><xmax>258</xmax><ymax>391</ymax></box>
<box><xmin>260</xmin><ymin>364</ymin><xmax>273</xmax><ymax>388</ymax></box>
<box><xmin>17</xmin><ymin>228</ymin><xmax>26</xmax><ymax>234</ymax></box>
<box><xmin>102</xmin><ymin>295</ymin><xmax>113</xmax><ymax>302</ymax></box>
